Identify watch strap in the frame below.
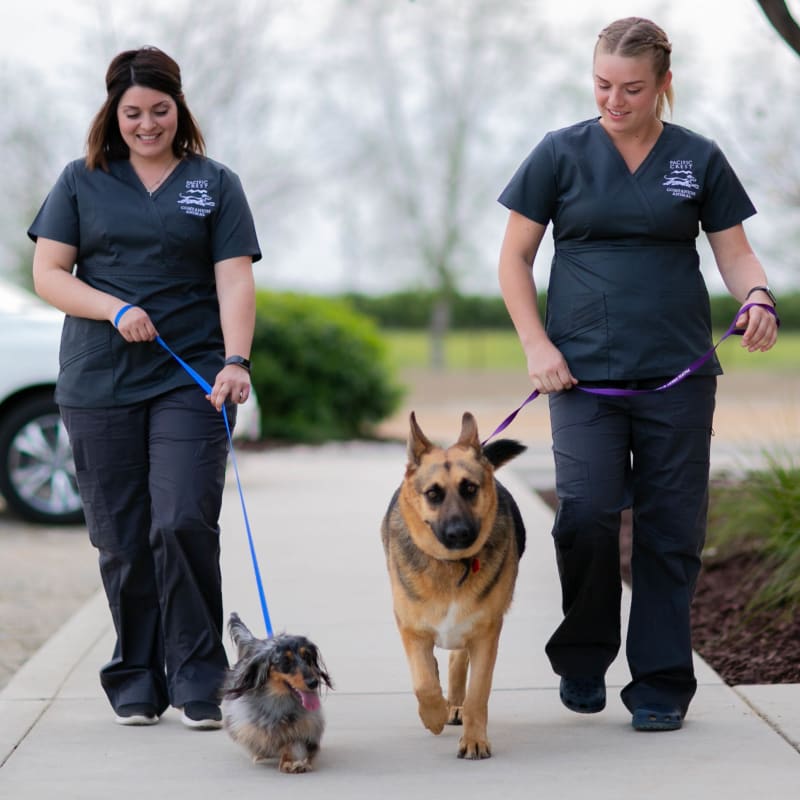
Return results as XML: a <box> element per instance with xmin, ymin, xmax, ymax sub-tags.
<box><xmin>744</xmin><ymin>286</ymin><xmax>777</xmax><ymax>306</ymax></box>
<box><xmin>224</xmin><ymin>355</ymin><xmax>251</xmax><ymax>372</ymax></box>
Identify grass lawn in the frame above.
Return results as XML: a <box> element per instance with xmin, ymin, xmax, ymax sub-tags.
<box><xmin>384</xmin><ymin>329</ymin><xmax>800</xmax><ymax>371</ymax></box>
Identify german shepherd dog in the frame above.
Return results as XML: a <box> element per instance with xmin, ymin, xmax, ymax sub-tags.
<box><xmin>381</xmin><ymin>411</ymin><xmax>526</xmax><ymax>759</ymax></box>
<box><xmin>220</xmin><ymin>613</ymin><xmax>333</xmax><ymax>773</ymax></box>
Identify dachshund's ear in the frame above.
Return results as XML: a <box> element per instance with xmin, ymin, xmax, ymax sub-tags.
<box><xmin>309</xmin><ymin>645</ymin><xmax>334</xmax><ymax>690</ymax></box>
<box><xmin>227</xmin><ymin>612</ymin><xmax>255</xmax><ymax>652</ymax></box>
<box><xmin>223</xmin><ymin>657</ymin><xmax>269</xmax><ymax>699</ymax></box>
<box><xmin>319</xmin><ymin>664</ymin><xmax>334</xmax><ymax>691</ymax></box>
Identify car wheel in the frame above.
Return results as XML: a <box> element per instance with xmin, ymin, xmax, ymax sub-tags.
<box><xmin>0</xmin><ymin>392</ymin><xmax>84</xmax><ymax>525</ymax></box>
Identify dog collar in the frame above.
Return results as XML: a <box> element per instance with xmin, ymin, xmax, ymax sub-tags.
<box><xmin>457</xmin><ymin>557</ymin><xmax>480</xmax><ymax>586</ymax></box>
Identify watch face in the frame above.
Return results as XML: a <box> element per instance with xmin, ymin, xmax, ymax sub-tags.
<box><xmin>748</xmin><ymin>286</ymin><xmax>776</xmax><ymax>306</ymax></box>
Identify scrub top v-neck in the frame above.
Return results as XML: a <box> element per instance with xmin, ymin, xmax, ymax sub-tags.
<box><xmin>596</xmin><ymin>119</ymin><xmax>663</xmax><ymax>177</ymax></box>
<box><xmin>498</xmin><ymin>118</ymin><xmax>756</xmax><ymax>381</ymax></box>
<box><xmin>28</xmin><ymin>155</ymin><xmax>262</xmax><ymax>407</ymax></box>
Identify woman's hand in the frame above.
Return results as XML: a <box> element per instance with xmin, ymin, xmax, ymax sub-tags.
<box><xmin>114</xmin><ymin>305</ymin><xmax>159</xmax><ymax>342</ymax></box>
<box><xmin>498</xmin><ymin>212</ymin><xmax>577</xmax><ymax>394</ymax></box>
<box><xmin>709</xmin><ymin>225</ymin><xmax>778</xmax><ymax>353</ymax></box>
<box><xmin>735</xmin><ymin>303</ymin><xmax>779</xmax><ymax>352</ymax></box>
<box><xmin>525</xmin><ymin>338</ymin><xmax>578</xmax><ymax>394</ymax></box>
<box><xmin>208</xmin><ymin>364</ymin><xmax>251</xmax><ymax>411</ymax></box>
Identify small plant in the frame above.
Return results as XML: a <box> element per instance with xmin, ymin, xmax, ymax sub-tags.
<box><xmin>706</xmin><ymin>453</ymin><xmax>800</xmax><ymax>613</ymax></box>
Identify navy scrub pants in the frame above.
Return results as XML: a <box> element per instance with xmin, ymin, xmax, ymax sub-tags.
<box><xmin>61</xmin><ymin>386</ymin><xmax>235</xmax><ymax>715</ymax></box>
<box><xmin>545</xmin><ymin>376</ymin><xmax>716</xmax><ymax>717</ymax></box>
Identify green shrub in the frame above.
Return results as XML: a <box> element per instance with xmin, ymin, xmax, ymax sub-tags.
<box><xmin>250</xmin><ymin>292</ymin><xmax>404</xmax><ymax>442</ymax></box>
<box><xmin>342</xmin><ymin>291</ymin><xmax>435</xmax><ymax>329</ymax></box>
<box><xmin>708</xmin><ymin>454</ymin><xmax>800</xmax><ymax>613</ymax></box>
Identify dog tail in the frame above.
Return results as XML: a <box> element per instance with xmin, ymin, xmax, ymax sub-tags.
<box><xmin>483</xmin><ymin>439</ymin><xmax>526</xmax><ymax>469</ymax></box>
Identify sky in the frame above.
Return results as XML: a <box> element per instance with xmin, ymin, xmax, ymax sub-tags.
<box><xmin>1</xmin><ymin>0</ymin><xmax>781</xmax><ymax>69</ymax></box>
<box><xmin>2</xmin><ymin>0</ymin><xmax>798</xmax><ymax>294</ymax></box>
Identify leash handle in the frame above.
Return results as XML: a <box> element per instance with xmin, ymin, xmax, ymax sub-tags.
<box><xmin>482</xmin><ymin>303</ymin><xmax>779</xmax><ymax>445</ymax></box>
<box><xmin>155</xmin><ymin>335</ymin><xmax>274</xmax><ymax>638</ymax></box>
<box><xmin>113</xmin><ymin>304</ymin><xmax>135</xmax><ymax>328</ymax></box>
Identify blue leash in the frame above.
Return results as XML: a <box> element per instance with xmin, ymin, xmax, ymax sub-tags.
<box><xmin>155</xmin><ymin>336</ymin><xmax>274</xmax><ymax>638</ymax></box>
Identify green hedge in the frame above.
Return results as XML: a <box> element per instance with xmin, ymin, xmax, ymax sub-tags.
<box><xmin>250</xmin><ymin>291</ymin><xmax>403</xmax><ymax>442</ymax></box>
<box><xmin>710</xmin><ymin>292</ymin><xmax>799</xmax><ymax>330</ymax></box>
<box><xmin>340</xmin><ymin>290</ymin><xmax>800</xmax><ymax>331</ymax></box>
<box><xmin>340</xmin><ymin>291</ymin><xmax>526</xmax><ymax>330</ymax></box>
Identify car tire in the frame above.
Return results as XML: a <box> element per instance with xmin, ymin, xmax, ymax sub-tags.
<box><xmin>0</xmin><ymin>392</ymin><xmax>84</xmax><ymax>525</ymax></box>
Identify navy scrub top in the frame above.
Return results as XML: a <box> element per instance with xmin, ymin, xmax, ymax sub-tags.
<box><xmin>498</xmin><ymin>119</ymin><xmax>756</xmax><ymax>381</ymax></box>
<box><xmin>28</xmin><ymin>155</ymin><xmax>262</xmax><ymax>407</ymax></box>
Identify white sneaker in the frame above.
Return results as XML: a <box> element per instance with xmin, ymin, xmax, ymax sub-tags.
<box><xmin>181</xmin><ymin>702</ymin><xmax>223</xmax><ymax>730</ymax></box>
<box><xmin>114</xmin><ymin>704</ymin><xmax>159</xmax><ymax>726</ymax></box>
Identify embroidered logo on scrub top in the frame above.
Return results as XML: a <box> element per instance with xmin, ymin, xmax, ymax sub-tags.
<box><xmin>662</xmin><ymin>160</ymin><xmax>700</xmax><ymax>199</ymax></box>
<box><xmin>177</xmin><ymin>179</ymin><xmax>216</xmax><ymax>217</ymax></box>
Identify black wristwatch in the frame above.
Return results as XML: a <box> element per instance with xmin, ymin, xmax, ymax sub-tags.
<box><xmin>744</xmin><ymin>285</ymin><xmax>777</xmax><ymax>307</ymax></box>
<box><xmin>224</xmin><ymin>355</ymin><xmax>251</xmax><ymax>372</ymax></box>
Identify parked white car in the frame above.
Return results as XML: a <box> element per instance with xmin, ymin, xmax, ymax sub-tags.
<box><xmin>0</xmin><ymin>280</ymin><xmax>260</xmax><ymax>525</ymax></box>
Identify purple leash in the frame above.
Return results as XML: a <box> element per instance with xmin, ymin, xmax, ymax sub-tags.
<box><xmin>482</xmin><ymin>303</ymin><xmax>780</xmax><ymax>445</ymax></box>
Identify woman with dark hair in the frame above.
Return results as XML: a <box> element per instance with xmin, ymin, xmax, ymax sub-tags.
<box><xmin>497</xmin><ymin>18</ymin><xmax>778</xmax><ymax>731</ymax></box>
<box><xmin>29</xmin><ymin>46</ymin><xmax>261</xmax><ymax>730</ymax></box>
<box><xmin>85</xmin><ymin>46</ymin><xmax>206</xmax><ymax>169</ymax></box>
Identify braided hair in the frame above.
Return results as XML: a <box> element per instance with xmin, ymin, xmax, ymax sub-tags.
<box><xmin>595</xmin><ymin>17</ymin><xmax>674</xmax><ymax>119</ymax></box>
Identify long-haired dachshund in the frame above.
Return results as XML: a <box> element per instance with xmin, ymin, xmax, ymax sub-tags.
<box><xmin>220</xmin><ymin>612</ymin><xmax>333</xmax><ymax>773</ymax></box>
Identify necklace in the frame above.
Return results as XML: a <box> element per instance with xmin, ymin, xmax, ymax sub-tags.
<box><xmin>141</xmin><ymin>158</ymin><xmax>177</xmax><ymax>195</ymax></box>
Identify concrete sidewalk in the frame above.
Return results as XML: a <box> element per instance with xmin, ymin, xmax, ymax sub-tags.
<box><xmin>1</xmin><ymin>442</ymin><xmax>798</xmax><ymax>798</ymax></box>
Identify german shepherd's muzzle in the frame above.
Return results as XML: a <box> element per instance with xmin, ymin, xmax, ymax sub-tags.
<box><xmin>381</xmin><ymin>411</ymin><xmax>526</xmax><ymax>759</ymax></box>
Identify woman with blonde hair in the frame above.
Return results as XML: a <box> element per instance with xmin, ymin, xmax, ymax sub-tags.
<box><xmin>497</xmin><ymin>17</ymin><xmax>777</xmax><ymax>731</ymax></box>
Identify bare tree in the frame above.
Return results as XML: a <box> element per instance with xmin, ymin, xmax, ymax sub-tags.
<box><xmin>713</xmin><ymin>29</ymin><xmax>800</xmax><ymax>287</ymax></box>
<box><xmin>320</xmin><ymin>0</ymin><xmax>566</xmax><ymax>368</ymax></box>
<box><xmin>755</xmin><ymin>0</ymin><xmax>800</xmax><ymax>55</ymax></box>
<box><xmin>0</xmin><ymin>69</ymin><xmax>73</xmax><ymax>288</ymax></box>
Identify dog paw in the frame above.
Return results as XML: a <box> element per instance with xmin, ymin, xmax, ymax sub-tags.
<box><xmin>457</xmin><ymin>736</ymin><xmax>492</xmax><ymax>760</ymax></box>
<box><xmin>418</xmin><ymin>697</ymin><xmax>448</xmax><ymax>734</ymax></box>
<box><xmin>447</xmin><ymin>705</ymin><xmax>463</xmax><ymax>726</ymax></box>
<box><xmin>279</xmin><ymin>758</ymin><xmax>313</xmax><ymax>774</ymax></box>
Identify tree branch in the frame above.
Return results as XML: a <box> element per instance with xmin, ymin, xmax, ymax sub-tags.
<box><xmin>755</xmin><ymin>0</ymin><xmax>800</xmax><ymax>56</ymax></box>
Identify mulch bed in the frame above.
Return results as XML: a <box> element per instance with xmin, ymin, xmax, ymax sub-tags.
<box><xmin>536</xmin><ymin>489</ymin><xmax>800</xmax><ymax>685</ymax></box>
<box><xmin>690</xmin><ymin>549</ymin><xmax>800</xmax><ymax>684</ymax></box>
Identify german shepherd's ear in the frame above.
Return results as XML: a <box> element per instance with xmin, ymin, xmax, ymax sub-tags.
<box><xmin>456</xmin><ymin>411</ymin><xmax>481</xmax><ymax>453</ymax></box>
<box><xmin>408</xmin><ymin>411</ymin><xmax>435</xmax><ymax>465</ymax></box>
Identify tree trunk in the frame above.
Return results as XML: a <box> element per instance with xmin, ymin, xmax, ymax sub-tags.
<box><xmin>428</xmin><ymin>296</ymin><xmax>451</xmax><ymax>371</ymax></box>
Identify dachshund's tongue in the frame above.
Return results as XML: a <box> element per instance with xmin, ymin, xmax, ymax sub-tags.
<box><xmin>300</xmin><ymin>691</ymin><xmax>320</xmax><ymax>711</ymax></box>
